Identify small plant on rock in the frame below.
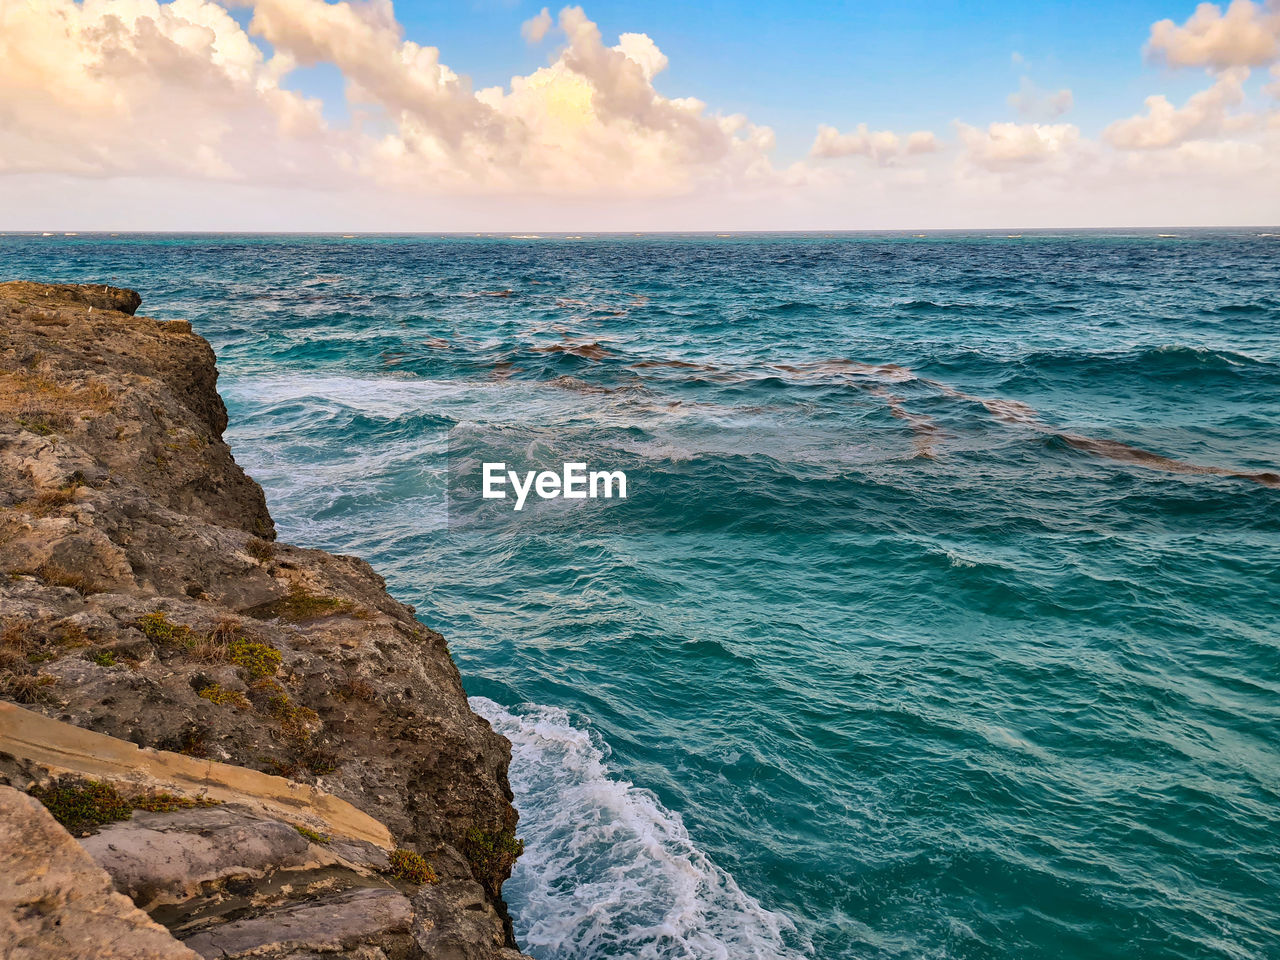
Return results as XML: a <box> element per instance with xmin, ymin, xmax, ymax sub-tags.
<box><xmin>461</xmin><ymin>828</ymin><xmax>525</xmax><ymax>889</ymax></box>
<box><xmin>388</xmin><ymin>848</ymin><xmax>438</xmax><ymax>885</ymax></box>
<box><xmin>248</xmin><ymin>584</ymin><xmax>352</xmax><ymax>623</ymax></box>
<box><xmin>228</xmin><ymin>639</ymin><xmax>282</xmax><ymax>681</ymax></box>
<box><xmin>267</xmin><ymin>691</ymin><xmax>319</xmax><ymax>737</ymax></box>
<box><xmin>16</xmin><ymin>417</ymin><xmax>54</xmax><ymax>436</ymax></box>
<box><xmin>0</xmin><ymin>671</ymin><xmax>57</xmax><ymax>704</ymax></box>
<box><xmin>135</xmin><ymin>610</ymin><xmax>191</xmax><ymax>646</ymax></box>
<box><xmin>29</xmin><ymin>777</ymin><xmax>132</xmax><ymax>836</ymax></box>
<box><xmin>33</xmin><ymin>563</ymin><xmax>100</xmax><ymax>596</ymax></box>
<box><xmin>26</xmin><ymin>482</ymin><xmax>81</xmax><ymax>517</ymax></box>
<box><xmin>208</xmin><ymin>617</ymin><xmax>242</xmax><ymax>644</ymax></box>
<box><xmin>175</xmin><ymin>726</ymin><xmax>208</xmax><ymax>758</ymax></box>
<box><xmin>300</xmin><ymin>746</ymin><xmax>339</xmax><ymax>775</ymax></box>
<box><xmin>189</xmin><ymin>617</ymin><xmax>242</xmax><ymax>663</ymax></box>
<box><xmin>294</xmin><ymin>824</ymin><xmax>331</xmax><ymax>845</ymax></box>
<box><xmin>57</xmin><ymin>623</ymin><xmax>91</xmax><ymax>647</ymax></box>
<box><xmin>246</xmin><ymin>537</ymin><xmax>275</xmax><ymax>562</ymax></box>
<box><xmin>131</xmin><ymin>791</ymin><xmax>221</xmax><ymax>813</ymax></box>
<box><xmin>1</xmin><ymin>620</ymin><xmax>33</xmax><ymax>662</ymax></box>
<box><xmin>336</xmin><ymin>677</ymin><xmax>376</xmax><ymax>702</ymax></box>
<box><xmin>197</xmin><ymin>682</ymin><xmax>250</xmax><ymax>709</ymax></box>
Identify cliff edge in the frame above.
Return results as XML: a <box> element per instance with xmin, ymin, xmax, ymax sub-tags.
<box><xmin>0</xmin><ymin>282</ymin><xmax>530</xmax><ymax>960</ymax></box>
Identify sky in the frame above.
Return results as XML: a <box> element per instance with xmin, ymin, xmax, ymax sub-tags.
<box><xmin>1</xmin><ymin>0</ymin><xmax>1278</xmax><ymax>230</ymax></box>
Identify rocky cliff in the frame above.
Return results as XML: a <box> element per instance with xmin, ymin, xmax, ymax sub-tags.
<box><xmin>0</xmin><ymin>282</ymin><xmax>530</xmax><ymax>960</ymax></box>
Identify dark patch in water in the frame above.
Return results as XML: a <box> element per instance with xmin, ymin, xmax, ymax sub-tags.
<box><xmin>659</xmin><ymin>354</ymin><xmax>1279</xmax><ymax>484</ymax></box>
<box><xmin>535</xmin><ymin>341</ymin><xmax>612</xmax><ymax>361</ymax></box>
<box><xmin>868</xmin><ymin>386</ymin><xmax>945</xmax><ymax>459</ymax></box>
<box><xmin>1060</xmin><ymin>435</ymin><xmax>1280</xmax><ymax>487</ymax></box>
<box><xmin>633</xmin><ymin>359</ymin><xmax>718</xmax><ymax>371</ymax></box>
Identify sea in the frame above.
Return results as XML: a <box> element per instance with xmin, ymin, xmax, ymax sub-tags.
<box><xmin>3</xmin><ymin>231</ymin><xmax>1278</xmax><ymax>960</ymax></box>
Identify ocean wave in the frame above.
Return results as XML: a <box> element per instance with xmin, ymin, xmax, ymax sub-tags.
<box><xmin>1011</xmin><ymin>344</ymin><xmax>1274</xmax><ymax>378</ymax></box>
<box><xmin>1143</xmin><ymin>343</ymin><xmax>1271</xmax><ymax>366</ymax></box>
<box><xmin>222</xmin><ymin>374</ymin><xmax>477</xmax><ymax>416</ymax></box>
<box><xmin>1207</xmin><ymin>301</ymin><xmax>1278</xmax><ymax>316</ymax></box>
<box><xmin>470</xmin><ymin>697</ymin><xmax>811</xmax><ymax>960</ymax></box>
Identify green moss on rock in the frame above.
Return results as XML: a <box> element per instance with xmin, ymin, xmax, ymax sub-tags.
<box><xmin>29</xmin><ymin>777</ymin><xmax>132</xmax><ymax>836</ymax></box>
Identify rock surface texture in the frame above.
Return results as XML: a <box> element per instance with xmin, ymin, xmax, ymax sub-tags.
<box><xmin>0</xmin><ymin>785</ymin><xmax>200</xmax><ymax>960</ymax></box>
<box><xmin>0</xmin><ymin>282</ymin><xmax>530</xmax><ymax>959</ymax></box>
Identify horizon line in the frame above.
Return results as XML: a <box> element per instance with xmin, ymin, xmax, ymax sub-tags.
<box><xmin>3</xmin><ymin>226</ymin><xmax>1279</xmax><ymax>236</ymax></box>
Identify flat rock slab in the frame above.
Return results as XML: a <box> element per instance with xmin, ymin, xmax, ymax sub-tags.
<box><xmin>82</xmin><ymin>803</ymin><xmax>387</xmax><ymax>912</ymax></box>
<box><xmin>83</xmin><ymin>805</ymin><xmax>317</xmax><ymax>907</ymax></box>
<box><xmin>0</xmin><ymin>702</ymin><xmax>393</xmax><ymax>851</ymax></box>
<box><xmin>181</xmin><ymin>886</ymin><xmax>412</xmax><ymax>959</ymax></box>
<box><xmin>0</xmin><ymin>785</ymin><xmax>198</xmax><ymax>960</ymax></box>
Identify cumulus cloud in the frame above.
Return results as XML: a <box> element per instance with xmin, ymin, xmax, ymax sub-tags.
<box><xmin>248</xmin><ymin>0</ymin><xmax>509</xmax><ymax>152</ymax></box>
<box><xmin>0</xmin><ymin>0</ymin><xmax>777</xmax><ymax>196</ymax></box>
<box><xmin>1147</xmin><ymin>0</ymin><xmax>1280</xmax><ymax>69</ymax></box>
<box><xmin>454</xmin><ymin>6</ymin><xmax>775</xmax><ymax>193</ymax></box>
<box><xmin>956</xmin><ymin>121</ymin><xmax>1081</xmax><ymax>170</ymax></box>
<box><xmin>810</xmin><ymin>123</ymin><xmax>938</xmax><ymax>163</ymax></box>
<box><xmin>267</xmin><ymin>2</ymin><xmax>775</xmax><ymax>194</ymax></box>
<box><xmin>1104</xmin><ymin>68</ymin><xmax>1251</xmax><ymax>148</ymax></box>
<box><xmin>0</xmin><ymin>0</ymin><xmax>329</xmax><ymax>180</ymax></box>
<box><xmin>1007</xmin><ymin>77</ymin><xmax>1074</xmax><ymax>119</ymax></box>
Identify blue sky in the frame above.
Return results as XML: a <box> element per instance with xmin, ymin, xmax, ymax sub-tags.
<box><xmin>3</xmin><ymin>0</ymin><xmax>1278</xmax><ymax>228</ymax></box>
<box><xmin>266</xmin><ymin>0</ymin><xmax>1208</xmax><ymax>158</ymax></box>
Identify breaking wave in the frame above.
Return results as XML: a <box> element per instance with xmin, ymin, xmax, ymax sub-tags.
<box><xmin>470</xmin><ymin>697</ymin><xmax>812</xmax><ymax>960</ymax></box>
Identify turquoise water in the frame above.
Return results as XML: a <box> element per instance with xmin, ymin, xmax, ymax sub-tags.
<box><xmin>4</xmin><ymin>232</ymin><xmax>1279</xmax><ymax>960</ymax></box>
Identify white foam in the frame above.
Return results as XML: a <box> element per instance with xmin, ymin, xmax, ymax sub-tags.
<box><xmin>221</xmin><ymin>375</ymin><xmax>477</xmax><ymax>417</ymax></box>
<box><xmin>470</xmin><ymin>697</ymin><xmax>812</xmax><ymax>960</ymax></box>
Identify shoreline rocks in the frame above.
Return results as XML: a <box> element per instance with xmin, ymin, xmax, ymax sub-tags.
<box><xmin>0</xmin><ymin>282</ymin><xmax>530</xmax><ymax>959</ymax></box>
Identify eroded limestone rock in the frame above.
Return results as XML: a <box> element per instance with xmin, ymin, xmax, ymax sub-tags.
<box><xmin>0</xmin><ymin>283</ymin><xmax>530</xmax><ymax>958</ymax></box>
<box><xmin>181</xmin><ymin>887</ymin><xmax>413</xmax><ymax>959</ymax></box>
<box><xmin>82</xmin><ymin>803</ymin><xmax>386</xmax><ymax>909</ymax></box>
<box><xmin>0</xmin><ymin>785</ymin><xmax>198</xmax><ymax>960</ymax></box>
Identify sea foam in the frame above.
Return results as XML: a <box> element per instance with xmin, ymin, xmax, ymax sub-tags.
<box><xmin>470</xmin><ymin>697</ymin><xmax>811</xmax><ymax>960</ymax></box>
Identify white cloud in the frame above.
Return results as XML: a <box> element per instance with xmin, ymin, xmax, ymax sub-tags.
<box><xmin>0</xmin><ymin>0</ymin><xmax>779</xmax><ymax>197</ymax></box>
<box><xmin>1</xmin><ymin>0</ymin><xmax>1279</xmax><ymax>228</ymax></box>
<box><xmin>810</xmin><ymin>123</ymin><xmax>938</xmax><ymax>163</ymax></box>
<box><xmin>248</xmin><ymin>0</ymin><xmax>500</xmax><ymax>149</ymax></box>
<box><xmin>956</xmin><ymin>121</ymin><xmax>1081</xmax><ymax>170</ymax></box>
<box><xmin>253</xmin><ymin>1</ymin><xmax>776</xmax><ymax>193</ymax></box>
<box><xmin>0</xmin><ymin>0</ymin><xmax>330</xmax><ymax>180</ymax></box>
<box><xmin>1104</xmin><ymin>68</ymin><xmax>1251</xmax><ymax>148</ymax></box>
<box><xmin>522</xmin><ymin>7</ymin><xmax>553</xmax><ymax>44</ymax></box>
<box><xmin>1113</xmin><ymin>133</ymin><xmax>1277</xmax><ymax>179</ymax></box>
<box><xmin>1147</xmin><ymin>0</ymin><xmax>1280</xmax><ymax>69</ymax></box>
<box><xmin>1007</xmin><ymin>77</ymin><xmax>1074</xmax><ymax>119</ymax></box>
<box><xmin>906</xmin><ymin>131</ymin><xmax>940</xmax><ymax>154</ymax></box>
